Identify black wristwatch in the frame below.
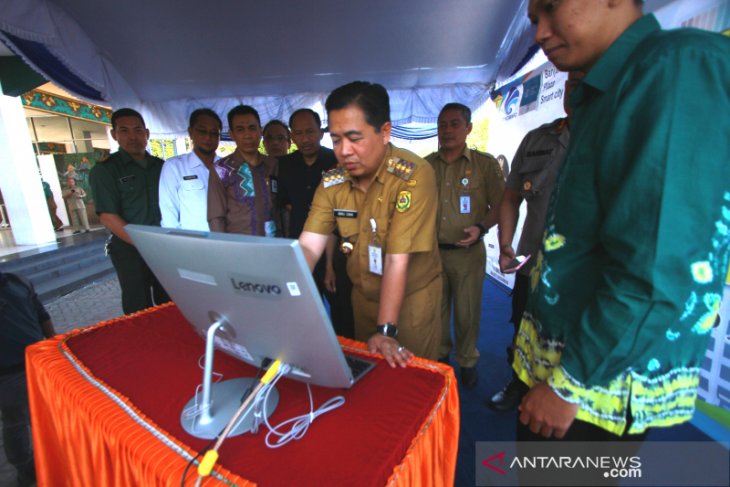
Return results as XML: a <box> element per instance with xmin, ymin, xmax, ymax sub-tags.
<box><xmin>475</xmin><ymin>223</ymin><xmax>487</xmax><ymax>237</ymax></box>
<box><xmin>375</xmin><ymin>322</ymin><xmax>398</xmax><ymax>338</ymax></box>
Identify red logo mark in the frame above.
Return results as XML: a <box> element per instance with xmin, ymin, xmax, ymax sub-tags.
<box><xmin>482</xmin><ymin>451</ymin><xmax>506</xmax><ymax>475</ymax></box>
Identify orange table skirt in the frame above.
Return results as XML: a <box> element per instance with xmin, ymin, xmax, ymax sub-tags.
<box><xmin>26</xmin><ymin>303</ymin><xmax>459</xmax><ymax>486</ymax></box>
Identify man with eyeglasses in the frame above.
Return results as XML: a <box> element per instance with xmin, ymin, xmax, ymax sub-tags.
<box><xmin>262</xmin><ymin>119</ymin><xmax>291</xmax><ymax>159</ymax></box>
<box><xmin>159</xmin><ymin>108</ymin><xmax>222</xmax><ymax>231</ymax></box>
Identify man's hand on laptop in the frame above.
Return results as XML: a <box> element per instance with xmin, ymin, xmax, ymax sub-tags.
<box><xmin>368</xmin><ymin>335</ymin><xmax>413</xmax><ymax>368</ymax></box>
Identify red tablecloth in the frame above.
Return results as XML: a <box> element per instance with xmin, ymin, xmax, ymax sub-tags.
<box><xmin>26</xmin><ymin>303</ymin><xmax>459</xmax><ymax>486</ymax></box>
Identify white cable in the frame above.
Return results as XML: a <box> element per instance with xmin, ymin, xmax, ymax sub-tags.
<box><xmin>260</xmin><ymin>369</ymin><xmax>346</xmax><ymax>448</ymax></box>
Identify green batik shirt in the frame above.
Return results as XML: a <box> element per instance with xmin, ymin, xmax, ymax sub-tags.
<box><xmin>514</xmin><ymin>15</ymin><xmax>730</xmax><ymax>435</ymax></box>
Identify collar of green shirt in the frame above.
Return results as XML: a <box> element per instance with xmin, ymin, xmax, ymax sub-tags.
<box><xmin>574</xmin><ymin>14</ymin><xmax>660</xmax><ymax>106</ymax></box>
<box><xmin>118</xmin><ymin>148</ymin><xmax>151</xmax><ymax>169</ymax></box>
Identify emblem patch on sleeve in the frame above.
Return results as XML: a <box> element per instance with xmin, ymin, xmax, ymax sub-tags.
<box><xmin>396</xmin><ymin>190</ymin><xmax>412</xmax><ymax>212</ymax></box>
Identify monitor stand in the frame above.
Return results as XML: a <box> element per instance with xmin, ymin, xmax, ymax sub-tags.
<box><xmin>181</xmin><ymin>316</ymin><xmax>279</xmax><ymax>439</ymax></box>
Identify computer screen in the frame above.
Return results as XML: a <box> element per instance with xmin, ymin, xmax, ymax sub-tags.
<box><xmin>126</xmin><ymin>224</ymin><xmax>361</xmax><ymax>389</ymax></box>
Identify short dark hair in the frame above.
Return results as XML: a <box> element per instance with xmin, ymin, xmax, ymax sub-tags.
<box><xmin>439</xmin><ymin>103</ymin><xmax>471</xmax><ymax>125</ymax></box>
<box><xmin>325</xmin><ymin>81</ymin><xmax>390</xmax><ymax>132</ymax></box>
<box><xmin>189</xmin><ymin>108</ymin><xmax>222</xmax><ymax>130</ymax></box>
<box><xmin>227</xmin><ymin>105</ymin><xmax>261</xmax><ymax>129</ymax></box>
<box><xmin>263</xmin><ymin>119</ymin><xmax>290</xmax><ymax>138</ymax></box>
<box><xmin>289</xmin><ymin>108</ymin><xmax>321</xmax><ymax>129</ymax></box>
<box><xmin>111</xmin><ymin>108</ymin><xmax>145</xmax><ymax>129</ymax></box>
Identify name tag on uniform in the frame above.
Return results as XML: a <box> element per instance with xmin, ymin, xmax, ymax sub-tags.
<box><xmin>368</xmin><ymin>245</ymin><xmax>383</xmax><ymax>275</ymax></box>
<box><xmin>183</xmin><ymin>175</ymin><xmax>198</xmax><ymax>180</ymax></box>
<box><xmin>119</xmin><ymin>175</ymin><xmax>136</xmax><ymax>183</ymax></box>
<box><xmin>270</xmin><ymin>176</ymin><xmax>278</xmax><ymax>194</ymax></box>
<box><xmin>460</xmin><ymin>195</ymin><xmax>471</xmax><ymax>214</ymax></box>
<box><xmin>334</xmin><ymin>209</ymin><xmax>358</xmax><ymax>219</ymax></box>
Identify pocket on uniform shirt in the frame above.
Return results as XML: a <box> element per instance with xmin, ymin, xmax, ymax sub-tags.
<box><xmin>518</xmin><ymin>155</ymin><xmax>554</xmax><ymax>201</ymax></box>
<box><xmin>181</xmin><ymin>178</ymin><xmax>205</xmax><ymax>191</ymax></box>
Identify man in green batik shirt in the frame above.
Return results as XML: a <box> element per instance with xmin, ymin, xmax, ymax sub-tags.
<box><xmin>517</xmin><ymin>0</ymin><xmax>730</xmax><ymax>441</ymax></box>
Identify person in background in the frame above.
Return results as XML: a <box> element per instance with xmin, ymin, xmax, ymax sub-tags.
<box><xmin>62</xmin><ymin>177</ymin><xmax>91</xmax><ymax>234</ymax></box>
<box><xmin>278</xmin><ymin>108</ymin><xmax>354</xmax><ymax>338</ymax></box>
<box><xmin>0</xmin><ymin>271</ymin><xmax>56</xmax><ymax>487</ymax></box>
<box><xmin>89</xmin><ymin>108</ymin><xmax>170</xmax><ymax>314</ymax></box>
<box><xmin>207</xmin><ymin>105</ymin><xmax>279</xmax><ymax>236</ymax></box>
<box><xmin>262</xmin><ymin>119</ymin><xmax>291</xmax><ymax>159</ymax></box>
<box><xmin>487</xmin><ymin>71</ymin><xmax>581</xmax><ymax>412</ymax></box>
<box><xmin>159</xmin><ymin>108</ymin><xmax>222</xmax><ymax>231</ymax></box>
<box><xmin>425</xmin><ymin>102</ymin><xmax>504</xmax><ymax>388</ymax></box>
<box><xmin>42</xmin><ymin>180</ymin><xmax>63</xmax><ymax>231</ymax></box>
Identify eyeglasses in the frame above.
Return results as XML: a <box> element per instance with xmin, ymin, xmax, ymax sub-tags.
<box><xmin>192</xmin><ymin>127</ymin><xmax>221</xmax><ymax>138</ymax></box>
<box><xmin>264</xmin><ymin>135</ymin><xmax>289</xmax><ymax>142</ymax></box>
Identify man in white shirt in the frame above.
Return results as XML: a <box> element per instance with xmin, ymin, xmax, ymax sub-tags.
<box><xmin>159</xmin><ymin>108</ymin><xmax>222</xmax><ymax>231</ymax></box>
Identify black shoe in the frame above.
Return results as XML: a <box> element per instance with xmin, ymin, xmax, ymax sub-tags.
<box><xmin>486</xmin><ymin>379</ymin><xmax>528</xmax><ymax>412</ymax></box>
<box><xmin>73</xmin><ymin>230</ymin><xmax>81</xmax><ymax>234</ymax></box>
<box><xmin>460</xmin><ymin>366</ymin><xmax>478</xmax><ymax>389</ymax></box>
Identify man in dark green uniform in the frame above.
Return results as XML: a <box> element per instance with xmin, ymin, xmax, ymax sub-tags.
<box><xmin>89</xmin><ymin>108</ymin><xmax>170</xmax><ymax>314</ymax></box>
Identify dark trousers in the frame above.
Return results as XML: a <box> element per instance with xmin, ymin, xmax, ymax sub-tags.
<box><xmin>516</xmin><ymin>403</ymin><xmax>648</xmax><ymax>486</ymax></box>
<box><xmin>0</xmin><ymin>370</ymin><xmax>36</xmax><ymax>485</ymax></box>
<box><xmin>506</xmin><ymin>273</ymin><xmax>529</xmax><ymax>375</ymax></box>
<box><xmin>313</xmin><ymin>248</ymin><xmax>355</xmax><ymax>339</ymax></box>
<box><xmin>108</xmin><ymin>236</ymin><xmax>170</xmax><ymax>314</ymax></box>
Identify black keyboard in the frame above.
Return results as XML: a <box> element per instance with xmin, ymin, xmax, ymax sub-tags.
<box><xmin>345</xmin><ymin>354</ymin><xmax>376</xmax><ymax>382</ymax></box>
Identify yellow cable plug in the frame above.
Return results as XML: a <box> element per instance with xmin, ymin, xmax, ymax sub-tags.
<box><xmin>198</xmin><ymin>450</ymin><xmax>219</xmax><ymax>477</ymax></box>
<box><xmin>261</xmin><ymin>359</ymin><xmax>282</xmax><ymax>384</ymax></box>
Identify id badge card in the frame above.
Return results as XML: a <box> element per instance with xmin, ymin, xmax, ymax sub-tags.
<box><xmin>264</xmin><ymin>220</ymin><xmax>277</xmax><ymax>238</ymax></box>
<box><xmin>460</xmin><ymin>195</ymin><xmax>471</xmax><ymax>214</ymax></box>
<box><xmin>368</xmin><ymin>245</ymin><xmax>383</xmax><ymax>275</ymax></box>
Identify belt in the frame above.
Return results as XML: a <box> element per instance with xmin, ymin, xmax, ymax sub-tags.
<box><xmin>438</xmin><ymin>242</ymin><xmax>478</xmax><ymax>250</ymax></box>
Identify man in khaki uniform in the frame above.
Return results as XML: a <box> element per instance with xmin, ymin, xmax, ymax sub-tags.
<box><xmin>425</xmin><ymin>103</ymin><xmax>504</xmax><ymax>388</ymax></box>
<box><xmin>300</xmin><ymin>81</ymin><xmax>442</xmax><ymax>366</ymax></box>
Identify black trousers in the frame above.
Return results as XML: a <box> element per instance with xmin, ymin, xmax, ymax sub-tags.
<box><xmin>108</xmin><ymin>236</ymin><xmax>170</xmax><ymax>314</ymax></box>
<box><xmin>313</xmin><ymin>248</ymin><xmax>355</xmax><ymax>339</ymax></box>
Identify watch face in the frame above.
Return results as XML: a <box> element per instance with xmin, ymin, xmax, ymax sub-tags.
<box><xmin>377</xmin><ymin>324</ymin><xmax>398</xmax><ymax>338</ymax></box>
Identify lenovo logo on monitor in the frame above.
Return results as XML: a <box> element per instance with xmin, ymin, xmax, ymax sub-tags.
<box><xmin>230</xmin><ymin>274</ymin><xmax>282</xmax><ymax>298</ymax></box>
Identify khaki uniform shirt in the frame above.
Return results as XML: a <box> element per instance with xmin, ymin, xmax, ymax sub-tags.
<box><xmin>304</xmin><ymin>144</ymin><xmax>440</xmax><ymax>301</ymax></box>
<box><xmin>207</xmin><ymin>152</ymin><xmax>279</xmax><ymax>236</ymax></box>
<box><xmin>62</xmin><ymin>187</ymin><xmax>87</xmax><ymax>210</ymax></box>
<box><xmin>426</xmin><ymin>147</ymin><xmax>504</xmax><ymax>244</ymax></box>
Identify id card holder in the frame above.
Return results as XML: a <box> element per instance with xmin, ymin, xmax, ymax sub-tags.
<box><xmin>368</xmin><ymin>245</ymin><xmax>383</xmax><ymax>275</ymax></box>
<box><xmin>460</xmin><ymin>195</ymin><xmax>471</xmax><ymax>214</ymax></box>
<box><xmin>264</xmin><ymin>220</ymin><xmax>277</xmax><ymax>237</ymax></box>
<box><xmin>368</xmin><ymin>217</ymin><xmax>383</xmax><ymax>275</ymax></box>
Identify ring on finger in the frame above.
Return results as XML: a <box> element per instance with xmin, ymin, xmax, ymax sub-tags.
<box><xmin>397</xmin><ymin>346</ymin><xmax>405</xmax><ymax>353</ymax></box>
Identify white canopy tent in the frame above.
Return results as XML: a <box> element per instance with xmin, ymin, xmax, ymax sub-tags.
<box><xmin>1</xmin><ymin>0</ymin><xmax>677</xmax><ymax>137</ymax></box>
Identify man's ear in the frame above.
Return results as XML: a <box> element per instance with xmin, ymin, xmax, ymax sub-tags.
<box><xmin>380</xmin><ymin>121</ymin><xmax>392</xmax><ymax>145</ymax></box>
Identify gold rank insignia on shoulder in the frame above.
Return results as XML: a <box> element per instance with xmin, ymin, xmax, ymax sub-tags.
<box><xmin>396</xmin><ymin>190</ymin><xmax>412</xmax><ymax>212</ymax></box>
<box><xmin>322</xmin><ymin>166</ymin><xmax>349</xmax><ymax>188</ymax></box>
<box><xmin>386</xmin><ymin>157</ymin><xmax>415</xmax><ymax>181</ymax></box>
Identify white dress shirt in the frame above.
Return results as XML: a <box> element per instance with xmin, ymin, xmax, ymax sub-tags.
<box><xmin>159</xmin><ymin>151</ymin><xmax>219</xmax><ymax>231</ymax></box>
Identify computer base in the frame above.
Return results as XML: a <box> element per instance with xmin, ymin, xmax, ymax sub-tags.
<box><xmin>181</xmin><ymin>377</ymin><xmax>279</xmax><ymax>439</ymax></box>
